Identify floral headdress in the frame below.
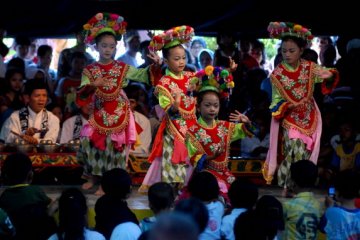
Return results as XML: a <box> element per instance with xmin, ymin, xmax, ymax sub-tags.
<box><xmin>83</xmin><ymin>12</ymin><xmax>127</xmax><ymax>44</ymax></box>
<box><xmin>191</xmin><ymin>66</ymin><xmax>235</xmax><ymax>100</ymax></box>
<box><xmin>148</xmin><ymin>25</ymin><xmax>194</xmax><ymax>52</ymax></box>
<box><xmin>267</xmin><ymin>22</ymin><xmax>314</xmax><ymax>44</ymax></box>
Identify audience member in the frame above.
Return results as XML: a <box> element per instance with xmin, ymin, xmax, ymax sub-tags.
<box><xmin>148</xmin><ymin>212</ymin><xmax>199</xmax><ymax>240</ymax></box>
<box><xmin>140</xmin><ymin>182</ymin><xmax>175</xmax><ymax>232</ymax></box>
<box><xmin>117</xmin><ymin>30</ymin><xmax>141</xmax><ymax>67</ymax></box>
<box><xmin>174</xmin><ymin>197</ymin><xmax>209</xmax><ymax>234</ymax></box>
<box><xmin>60</xmin><ymin>104</ymin><xmax>90</xmax><ymax>144</ymax></box>
<box><xmin>95</xmin><ymin>168</ymin><xmax>139</xmax><ymax>239</ymax></box>
<box><xmin>282</xmin><ymin>160</ymin><xmax>321</xmax><ymax>239</ymax></box>
<box><xmin>234</xmin><ymin>195</ymin><xmax>284</xmax><ymax>240</ymax></box>
<box><xmin>188</xmin><ymin>171</ymin><xmax>224</xmax><ymax>240</ymax></box>
<box><xmin>0</xmin><ymin>153</ymin><xmax>57</xmax><ymax>239</ymax></box>
<box><xmin>220</xmin><ymin>178</ymin><xmax>258</xmax><ymax>240</ymax></box>
<box><xmin>320</xmin><ymin>169</ymin><xmax>360</xmax><ymax>239</ymax></box>
<box><xmin>48</xmin><ymin>187</ymin><xmax>105</xmax><ymax>240</ymax></box>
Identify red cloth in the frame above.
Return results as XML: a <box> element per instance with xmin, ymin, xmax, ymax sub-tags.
<box><xmin>148</xmin><ymin>120</ymin><xmax>166</xmax><ymax>163</ymax></box>
<box><xmin>355</xmin><ymin>198</ymin><xmax>360</xmax><ymax>208</ymax></box>
<box><xmin>135</xmin><ymin>122</ymin><xmax>143</xmax><ymax>135</ymax></box>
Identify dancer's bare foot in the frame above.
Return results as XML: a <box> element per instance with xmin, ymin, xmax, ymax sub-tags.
<box><xmin>95</xmin><ymin>185</ymin><xmax>104</xmax><ymax>196</ymax></box>
<box><xmin>82</xmin><ymin>181</ymin><xmax>94</xmax><ymax>190</ymax></box>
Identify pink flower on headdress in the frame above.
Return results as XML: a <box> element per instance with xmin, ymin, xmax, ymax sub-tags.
<box><xmin>113</xmin><ymin>24</ymin><xmax>120</xmax><ymax>31</ymax></box>
<box><xmin>86</xmin><ymin>36</ymin><xmax>94</xmax><ymax>43</ymax></box>
<box><xmin>110</xmin><ymin>13</ymin><xmax>118</xmax><ymax>20</ymax></box>
<box><xmin>95</xmin><ymin>13</ymin><xmax>103</xmax><ymax>21</ymax></box>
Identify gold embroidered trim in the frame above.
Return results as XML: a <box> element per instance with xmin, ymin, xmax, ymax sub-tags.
<box><xmin>89</xmin><ymin>102</ymin><xmax>130</xmax><ymax>135</ymax></box>
<box><xmin>156</xmin><ymin>86</ymin><xmax>196</xmax><ymax>119</ymax></box>
<box><xmin>187</xmin><ymin>131</ymin><xmax>206</xmax><ymax>154</ymax></box>
<box><xmin>92</xmin><ymin>63</ymin><xmax>129</xmax><ymax>101</ymax></box>
<box><xmin>207</xmin><ymin>160</ymin><xmax>228</xmax><ymax>171</ymax></box>
<box><xmin>271</xmin><ymin>61</ymin><xmax>315</xmax><ymax>105</ymax></box>
<box><xmin>165</xmin><ymin>116</ymin><xmax>185</xmax><ymax>142</ymax></box>
<box><xmin>262</xmin><ymin>162</ymin><xmax>273</xmax><ymax>185</ymax></box>
<box><xmin>282</xmin><ymin>108</ymin><xmax>317</xmax><ymax>136</ymax></box>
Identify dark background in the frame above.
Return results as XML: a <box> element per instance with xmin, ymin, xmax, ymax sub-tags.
<box><xmin>1</xmin><ymin>0</ymin><xmax>358</xmax><ymax>38</ymax></box>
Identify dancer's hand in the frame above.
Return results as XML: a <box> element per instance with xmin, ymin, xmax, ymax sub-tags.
<box><xmin>148</xmin><ymin>51</ymin><xmax>162</xmax><ymax>66</ymax></box>
<box><xmin>92</xmin><ymin>77</ymin><xmax>107</xmax><ymax>87</ymax></box>
<box><xmin>229</xmin><ymin>110</ymin><xmax>250</xmax><ymax>123</ymax></box>
<box><xmin>315</xmin><ymin>67</ymin><xmax>333</xmax><ymax>79</ymax></box>
<box><xmin>172</xmin><ymin>93</ymin><xmax>181</xmax><ymax>112</ymax></box>
<box><xmin>229</xmin><ymin>57</ymin><xmax>238</xmax><ymax>72</ymax></box>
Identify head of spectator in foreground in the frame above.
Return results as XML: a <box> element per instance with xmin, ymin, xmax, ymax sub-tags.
<box><xmin>334</xmin><ymin>169</ymin><xmax>360</xmax><ymax>200</ymax></box>
<box><xmin>148</xmin><ymin>182</ymin><xmax>175</xmax><ymax>214</ymax></box>
<box><xmin>148</xmin><ymin>212</ymin><xmax>199</xmax><ymax>240</ymax></box>
<box><xmin>290</xmin><ymin>159</ymin><xmax>318</xmax><ymax>189</ymax></box>
<box><xmin>228</xmin><ymin>177</ymin><xmax>258</xmax><ymax>209</ymax></box>
<box><xmin>101</xmin><ymin>168</ymin><xmax>132</xmax><ymax>199</ymax></box>
<box><xmin>1</xmin><ymin>152</ymin><xmax>33</xmax><ymax>185</ymax></box>
<box><xmin>174</xmin><ymin>197</ymin><xmax>209</xmax><ymax>234</ymax></box>
<box><xmin>188</xmin><ymin>171</ymin><xmax>219</xmax><ymax>202</ymax></box>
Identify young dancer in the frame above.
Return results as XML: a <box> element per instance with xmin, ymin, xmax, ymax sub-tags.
<box><xmin>185</xmin><ymin>66</ymin><xmax>255</xmax><ymax>199</ymax></box>
<box><xmin>263</xmin><ymin>22</ymin><xmax>339</xmax><ymax>195</ymax></box>
<box><xmin>76</xmin><ymin>12</ymin><xmax>161</xmax><ymax>193</ymax></box>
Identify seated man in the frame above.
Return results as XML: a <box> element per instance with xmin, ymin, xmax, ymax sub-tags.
<box><xmin>0</xmin><ymin>79</ymin><xmax>60</xmax><ymax>144</ymax></box>
<box><xmin>60</xmin><ymin>104</ymin><xmax>90</xmax><ymax>144</ymax></box>
<box><xmin>124</xmin><ymin>84</ymin><xmax>151</xmax><ymax>157</ymax></box>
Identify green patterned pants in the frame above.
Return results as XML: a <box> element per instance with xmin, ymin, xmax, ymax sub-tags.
<box><xmin>277</xmin><ymin>129</ymin><xmax>311</xmax><ymax>188</ymax></box>
<box><xmin>161</xmin><ymin>133</ymin><xmax>187</xmax><ymax>183</ymax></box>
<box><xmin>77</xmin><ymin>136</ymin><xmax>127</xmax><ymax>177</ymax></box>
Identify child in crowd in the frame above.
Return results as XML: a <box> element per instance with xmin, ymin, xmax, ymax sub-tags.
<box><xmin>0</xmin><ymin>152</ymin><xmax>57</xmax><ymax>239</ymax></box>
<box><xmin>174</xmin><ymin>197</ymin><xmax>209</xmax><ymax>235</ymax></box>
<box><xmin>240</xmin><ymin>111</ymin><xmax>270</xmax><ymax>158</ymax></box>
<box><xmin>140</xmin><ymin>182</ymin><xmax>175</xmax><ymax>232</ymax></box>
<box><xmin>76</xmin><ymin>12</ymin><xmax>161</xmax><ymax>193</ymax></box>
<box><xmin>94</xmin><ymin>168</ymin><xmax>139</xmax><ymax>239</ymax></box>
<box><xmin>330</xmin><ymin>119</ymin><xmax>360</xmax><ymax>174</ymax></box>
<box><xmin>124</xmin><ymin>84</ymin><xmax>152</xmax><ymax>158</ymax></box>
<box><xmin>185</xmin><ymin>66</ymin><xmax>254</xmax><ymax>200</ymax></box>
<box><xmin>282</xmin><ymin>160</ymin><xmax>321</xmax><ymax>239</ymax></box>
<box><xmin>221</xmin><ymin>178</ymin><xmax>259</xmax><ymax>240</ymax></box>
<box><xmin>320</xmin><ymin>169</ymin><xmax>360</xmax><ymax>239</ymax></box>
<box><xmin>147</xmin><ymin>212</ymin><xmax>199</xmax><ymax>240</ymax></box>
<box><xmin>188</xmin><ymin>171</ymin><xmax>224</xmax><ymax>240</ymax></box>
<box><xmin>55</xmin><ymin>51</ymin><xmax>87</xmax><ymax>120</ymax></box>
<box><xmin>234</xmin><ymin>195</ymin><xmax>284</xmax><ymax>240</ymax></box>
<box><xmin>48</xmin><ymin>187</ymin><xmax>105</xmax><ymax>240</ymax></box>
